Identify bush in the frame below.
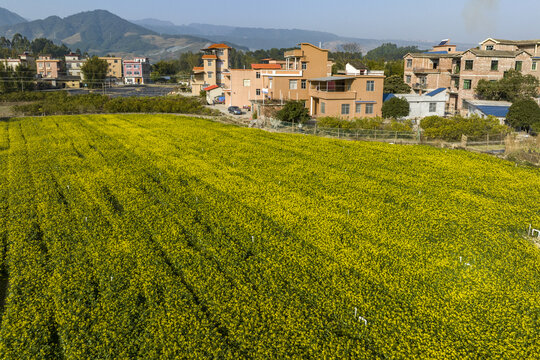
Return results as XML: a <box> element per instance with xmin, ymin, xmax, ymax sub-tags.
<box><xmin>316</xmin><ymin>116</ymin><xmax>413</xmax><ymax>132</ymax></box>
<box><xmin>382</xmin><ymin>97</ymin><xmax>410</xmax><ymax>119</ymax></box>
<box><xmin>12</xmin><ymin>92</ymin><xmax>219</xmax><ymax>116</ymax></box>
<box><xmin>421</xmin><ymin>114</ymin><xmax>510</xmax><ymax>141</ymax></box>
<box><xmin>275</xmin><ymin>100</ymin><xmax>310</xmax><ymax>124</ymax></box>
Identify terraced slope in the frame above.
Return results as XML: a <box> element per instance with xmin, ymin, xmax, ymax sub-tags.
<box><xmin>0</xmin><ymin>114</ymin><xmax>538</xmax><ymax>359</ymax></box>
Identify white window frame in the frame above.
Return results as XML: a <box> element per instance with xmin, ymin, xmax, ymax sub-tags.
<box><xmin>341</xmin><ymin>104</ymin><xmax>350</xmax><ymax>115</ymax></box>
<box><xmin>429</xmin><ymin>102</ymin><xmax>437</xmax><ymax>112</ymax></box>
<box><xmin>243</xmin><ymin>79</ymin><xmax>250</xmax><ymax>87</ymax></box>
<box><xmin>355</xmin><ymin>103</ymin><xmax>362</xmax><ymax>113</ymax></box>
<box><xmin>289</xmin><ymin>79</ymin><xmax>298</xmax><ymax>90</ymax></box>
<box><xmin>321</xmin><ymin>102</ymin><xmax>325</xmax><ymax>114</ymax></box>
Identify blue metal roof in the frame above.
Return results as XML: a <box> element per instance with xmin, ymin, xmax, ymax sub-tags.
<box><xmin>382</xmin><ymin>93</ymin><xmax>395</xmax><ymax>102</ymax></box>
<box><xmin>423</xmin><ymin>51</ymin><xmax>448</xmax><ymax>54</ymax></box>
<box><xmin>476</xmin><ymin>105</ymin><xmax>509</xmax><ymax>118</ymax></box>
<box><xmin>425</xmin><ymin>88</ymin><xmax>446</xmax><ymax>97</ymax></box>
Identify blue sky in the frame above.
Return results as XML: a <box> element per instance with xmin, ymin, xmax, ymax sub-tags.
<box><xmin>2</xmin><ymin>0</ymin><xmax>537</xmax><ymax>44</ymax></box>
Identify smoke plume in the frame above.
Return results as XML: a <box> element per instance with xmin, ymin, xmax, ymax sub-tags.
<box><xmin>462</xmin><ymin>0</ymin><xmax>499</xmax><ymax>33</ymax></box>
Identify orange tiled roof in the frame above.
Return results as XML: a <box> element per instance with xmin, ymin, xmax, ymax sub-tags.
<box><xmin>207</xmin><ymin>43</ymin><xmax>231</xmax><ymax>49</ymax></box>
<box><xmin>192</xmin><ymin>67</ymin><xmax>204</xmax><ymax>72</ymax></box>
<box><xmin>251</xmin><ymin>63</ymin><xmax>282</xmax><ymax>70</ymax></box>
<box><xmin>204</xmin><ymin>85</ymin><xmax>219</xmax><ymax>91</ymax></box>
<box><xmin>202</xmin><ymin>54</ymin><xmax>218</xmax><ymax>60</ymax></box>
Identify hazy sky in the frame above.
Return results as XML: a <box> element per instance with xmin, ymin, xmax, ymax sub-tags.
<box><xmin>2</xmin><ymin>0</ymin><xmax>538</xmax><ymax>44</ymax></box>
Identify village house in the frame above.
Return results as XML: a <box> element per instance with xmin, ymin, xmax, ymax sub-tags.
<box><xmin>64</xmin><ymin>53</ymin><xmax>86</xmax><ymax>78</ymax></box>
<box><xmin>385</xmin><ymin>88</ymin><xmax>448</xmax><ymax>119</ymax></box>
<box><xmin>0</xmin><ymin>52</ymin><xmax>35</xmax><ymax>70</ymax></box>
<box><xmin>36</xmin><ymin>55</ymin><xmax>62</xmax><ymax>79</ymax></box>
<box><xmin>99</xmin><ymin>56</ymin><xmax>123</xmax><ymax>82</ymax></box>
<box><xmin>191</xmin><ymin>43</ymin><xmax>231</xmax><ymax>96</ymax></box>
<box><xmin>404</xmin><ymin>38</ymin><xmax>540</xmax><ymax>116</ymax></box>
<box><xmin>123</xmin><ymin>57</ymin><xmax>150</xmax><ymax>85</ymax></box>
<box><xmin>226</xmin><ymin>43</ymin><xmax>383</xmax><ymax>119</ymax></box>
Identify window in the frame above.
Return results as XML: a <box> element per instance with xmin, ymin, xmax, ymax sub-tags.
<box><xmin>465</xmin><ymin>60</ymin><xmax>473</xmax><ymax>70</ymax></box>
<box><xmin>406</xmin><ymin>75</ymin><xmax>411</xmax><ymax>84</ymax></box>
<box><xmin>341</xmin><ymin>104</ymin><xmax>350</xmax><ymax>115</ymax></box>
<box><xmin>301</xmin><ymin>62</ymin><xmax>307</xmax><ymax>70</ymax></box>
<box><xmin>355</xmin><ymin>103</ymin><xmax>362</xmax><ymax>113</ymax></box>
<box><xmin>365</xmin><ymin>104</ymin><xmax>374</xmax><ymax>114</ymax></box>
<box><xmin>269</xmin><ymin>79</ymin><xmax>273</xmax><ymax>89</ymax></box>
<box><xmin>491</xmin><ymin>60</ymin><xmax>498</xmax><ymax>71</ymax></box>
<box><xmin>243</xmin><ymin>79</ymin><xmax>250</xmax><ymax>87</ymax></box>
<box><xmin>463</xmin><ymin>79</ymin><xmax>472</xmax><ymax>90</ymax></box>
<box><xmin>218</xmin><ymin>50</ymin><xmax>224</xmax><ymax>56</ymax></box>
<box><xmin>289</xmin><ymin>79</ymin><xmax>297</xmax><ymax>89</ymax></box>
<box><xmin>114</xmin><ymin>60</ymin><xmax>118</xmax><ymax>63</ymax></box>
<box><xmin>208</xmin><ymin>71</ymin><xmax>213</xmax><ymax>79</ymax></box>
<box><xmin>256</xmin><ymin>89</ymin><xmax>261</xmax><ymax>96</ymax></box>
<box><xmin>207</xmin><ymin>60</ymin><xmax>213</xmax><ymax>66</ymax></box>
<box><xmin>366</xmin><ymin>80</ymin><xmax>374</xmax><ymax>91</ymax></box>
<box><xmin>486</xmin><ymin>45</ymin><xmax>494</xmax><ymax>50</ymax></box>
<box><xmin>515</xmin><ymin>61</ymin><xmax>523</xmax><ymax>71</ymax></box>
<box><xmin>256</xmin><ymin>72</ymin><xmax>261</xmax><ymax>79</ymax></box>
<box><xmin>301</xmin><ymin>79</ymin><xmax>306</xmax><ymax>89</ymax></box>
<box><xmin>533</xmin><ymin>62</ymin><xmax>537</xmax><ymax>71</ymax></box>
<box><xmin>406</xmin><ymin>59</ymin><xmax>412</xmax><ymax>68</ymax></box>
<box><xmin>321</xmin><ymin>102</ymin><xmax>325</xmax><ymax>114</ymax></box>
<box><xmin>429</xmin><ymin>102</ymin><xmax>437</xmax><ymax>112</ymax></box>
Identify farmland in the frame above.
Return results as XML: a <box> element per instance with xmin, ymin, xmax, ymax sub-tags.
<box><xmin>0</xmin><ymin>114</ymin><xmax>539</xmax><ymax>359</ymax></box>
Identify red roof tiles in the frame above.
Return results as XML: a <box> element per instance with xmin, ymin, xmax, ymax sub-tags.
<box><xmin>202</xmin><ymin>54</ymin><xmax>217</xmax><ymax>60</ymax></box>
<box><xmin>204</xmin><ymin>85</ymin><xmax>219</xmax><ymax>91</ymax></box>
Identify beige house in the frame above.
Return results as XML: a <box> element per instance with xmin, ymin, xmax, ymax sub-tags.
<box><xmin>404</xmin><ymin>38</ymin><xmax>540</xmax><ymax>115</ymax></box>
<box><xmin>228</xmin><ymin>43</ymin><xmax>384</xmax><ymax>118</ymax></box>
<box><xmin>99</xmin><ymin>57</ymin><xmax>123</xmax><ymax>80</ymax></box>
<box><xmin>0</xmin><ymin>52</ymin><xmax>35</xmax><ymax>71</ymax></box>
<box><xmin>191</xmin><ymin>43</ymin><xmax>231</xmax><ymax>95</ymax></box>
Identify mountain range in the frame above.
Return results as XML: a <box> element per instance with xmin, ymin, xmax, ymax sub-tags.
<box><xmin>0</xmin><ymin>9</ymin><xmax>229</xmax><ymax>60</ymax></box>
<box><xmin>0</xmin><ymin>7</ymin><xmax>475</xmax><ymax>61</ymax></box>
<box><xmin>0</xmin><ymin>7</ymin><xmax>26</xmax><ymax>27</ymax></box>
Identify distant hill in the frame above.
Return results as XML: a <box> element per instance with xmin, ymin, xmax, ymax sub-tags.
<box><xmin>134</xmin><ymin>19</ymin><xmax>476</xmax><ymax>52</ymax></box>
<box><xmin>0</xmin><ymin>7</ymin><xmax>27</xmax><ymax>27</ymax></box>
<box><xmin>0</xmin><ymin>10</ymin><xmax>238</xmax><ymax>60</ymax></box>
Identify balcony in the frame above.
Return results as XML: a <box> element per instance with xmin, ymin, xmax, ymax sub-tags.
<box><xmin>412</xmin><ymin>83</ymin><xmax>427</xmax><ymax>90</ymax></box>
<box><xmin>309</xmin><ymin>87</ymin><xmax>357</xmax><ymax>100</ymax></box>
<box><xmin>284</xmin><ymin>49</ymin><xmax>303</xmax><ymax>58</ymax></box>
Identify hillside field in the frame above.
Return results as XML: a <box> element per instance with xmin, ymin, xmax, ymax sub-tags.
<box><xmin>0</xmin><ymin>114</ymin><xmax>539</xmax><ymax>359</ymax></box>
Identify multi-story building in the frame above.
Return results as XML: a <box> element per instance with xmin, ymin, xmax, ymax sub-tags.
<box><xmin>99</xmin><ymin>56</ymin><xmax>123</xmax><ymax>80</ymax></box>
<box><xmin>227</xmin><ymin>43</ymin><xmax>384</xmax><ymax>118</ymax></box>
<box><xmin>226</xmin><ymin>43</ymin><xmax>333</xmax><ymax>107</ymax></box>
<box><xmin>123</xmin><ymin>57</ymin><xmax>150</xmax><ymax>85</ymax></box>
<box><xmin>36</xmin><ymin>55</ymin><xmax>62</xmax><ymax>79</ymax></box>
<box><xmin>404</xmin><ymin>38</ymin><xmax>540</xmax><ymax>115</ymax></box>
<box><xmin>65</xmin><ymin>53</ymin><xmax>86</xmax><ymax>78</ymax></box>
<box><xmin>191</xmin><ymin>43</ymin><xmax>232</xmax><ymax>95</ymax></box>
<box><xmin>0</xmin><ymin>52</ymin><xmax>35</xmax><ymax>71</ymax></box>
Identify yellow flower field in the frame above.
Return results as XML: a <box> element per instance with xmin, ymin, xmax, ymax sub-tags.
<box><xmin>0</xmin><ymin>114</ymin><xmax>538</xmax><ymax>359</ymax></box>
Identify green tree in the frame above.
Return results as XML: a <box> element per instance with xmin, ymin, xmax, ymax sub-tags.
<box><xmin>0</xmin><ymin>62</ymin><xmax>16</xmax><ymax>94</ymax></box>
<box><xmin>276</xmin><ymin>100</ymin><xmax>310</xmax><ymax>123</ymax></box>
<box><xmin>476</xmin><ymin>69</ymin><xmax>539</xmax><ymax>102</ymax></box>
<box><xmin>506</xmin><ymin>98</ymin><xmax>540</xmax><ymax>133</ymax></box>
<box><xmin>13</xmin><ymin>64</ymin><xmax>35</xmax><ymax>92</ymax></box>
<box><xmin>81</xmin><ymin>57</ymin><xmax>108</xmax><ymax>89</ymax></box>
<box><xmin>382</xmin><ymin>97</ymin><xmax>410</xmax><ymax>119</ymax></box>
<box><xmin>383</xmin><ymin>75</ymin><xmax>411</xmax><ymax>93</ymax></box>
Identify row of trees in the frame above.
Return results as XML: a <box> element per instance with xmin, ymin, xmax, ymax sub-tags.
<box><xmin>0</xmin><ymin>34</ymin><xmax>74</xmax><ymax>59</ymax></box>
